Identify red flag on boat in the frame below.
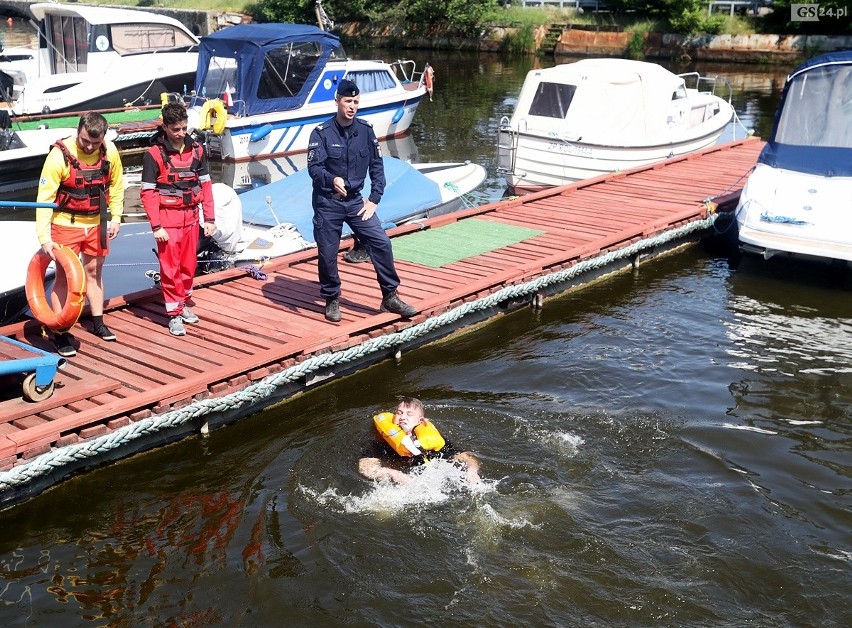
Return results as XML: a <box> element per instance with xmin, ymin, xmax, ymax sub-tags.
<box><xmin>222</xmin><ymin>82</ymin><xmax>234</xmax><ymax>108</ymax></box>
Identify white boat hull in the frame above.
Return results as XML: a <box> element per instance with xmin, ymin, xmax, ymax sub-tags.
<box><xmin>505</xmin><ymin>124</ymin><xmax>728</xmax><ymax>193</ymax></box>
<box><xmin>12</xmin><ymin>57</ymin><xmax>197</xmax><ymax>115</ymax></box>
<box><xmin>202</xmin><ymin>89</ymin><xmax>424</xmax><ymax>162</ymax></box>
<box><xmin>736</xmin><ymin>164</ymin><xmax>852</xmax><ymax>263</ymax></box>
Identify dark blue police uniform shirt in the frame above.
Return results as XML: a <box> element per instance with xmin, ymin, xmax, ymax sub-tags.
<box><xmin>307</xmin><ymin>117</ymin><xmax>385</xmax><ymax>204</ymax></box>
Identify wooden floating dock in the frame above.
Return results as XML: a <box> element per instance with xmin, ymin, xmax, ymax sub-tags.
<box><xmin>0</xmin><ymin>138</ymin><xmax>764</xmax><ymax>507</ymax></box>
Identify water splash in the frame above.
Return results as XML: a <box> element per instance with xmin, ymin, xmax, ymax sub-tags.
<box><xmin>300</xmin><ymin>459</ymin><xmax>495</xmax><ymax>517</ymax></box>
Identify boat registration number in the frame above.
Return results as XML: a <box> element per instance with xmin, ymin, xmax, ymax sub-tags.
<box><xmin>547</xmin><ymin>142</ymin><xmax>593</xmax><ymax>158</ymax></box>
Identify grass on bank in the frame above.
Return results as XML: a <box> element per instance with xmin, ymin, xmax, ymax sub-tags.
<box><xmin>93</xmin><ymin>0</ymin><xmax>247</xmax><ymax>11</ymax></box>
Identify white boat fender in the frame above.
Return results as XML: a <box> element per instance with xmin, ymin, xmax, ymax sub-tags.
<box><xmin>186</xmin><ymin>106</ymin><xmax>202</xmax><ymax>134</ymax></box>
<box><xmin>210</xmin><ymin>183</ymin><xmax>243</xmax><ymax>252</ymax></box>
<box><xmin>250</xmin><ymin>124</ymin><xmax>273</xmax><ymax>142</ymax></box>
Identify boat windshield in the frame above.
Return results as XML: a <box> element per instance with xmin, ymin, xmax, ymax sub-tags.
<box><xmin>257</xmin><ymin>42</ymin><xmax>324</xmax><ymax>99</ymax></box>
<box><xmin>775</xmin><ymin>64</ymin><xmax>852</xmax><ymax>149</ymax></box>
<box><xmin>200</xmin><ymin>41</ymin><xmax>329</xmax><ymax>101</ymax></box>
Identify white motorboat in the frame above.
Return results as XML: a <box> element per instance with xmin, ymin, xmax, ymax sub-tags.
<box><xmin>735</xmin><ymin>51</ymin><xmax>852</xmax><ymax>265</ymax></box>
<box><xmin>497</xmin><ymin>58</ymin><xmax>734</xmax><ymax>194</ymax></box>
<box><xmin>1</xmin><ymin>3</ymin><xmax>199</xmax><ymax>116</ymax></box>
<box><xmin>186</xmin><ymin>23</ymin><xmax>429</xmax><ymax>162</ymax></box>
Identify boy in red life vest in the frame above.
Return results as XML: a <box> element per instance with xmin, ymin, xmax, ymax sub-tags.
<box><xmin>36</xmin><ymin>111</ymin><xmax>125</xmax><ymax>358</ymax></box>
<box><xmin>141</xmin><ymin>102</ymin><xmax>216</xmax><ymax>337</ymax></box>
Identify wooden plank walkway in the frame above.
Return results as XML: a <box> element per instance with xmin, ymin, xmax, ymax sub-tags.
<box><xmin>0</xmin><ymin>138</ymin><xmax>764</xmax><ymax>506</ymax></box>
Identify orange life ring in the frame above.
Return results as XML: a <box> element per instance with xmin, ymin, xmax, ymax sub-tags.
<box><xmin>25</xmin><ymin>245</ymin><xmax>87</xmax><ymax>331</ymax></box>
<box><xmin>424</xmin><ymin>64</ymin><xmax>434</xmax><ymax>100</ymax></box>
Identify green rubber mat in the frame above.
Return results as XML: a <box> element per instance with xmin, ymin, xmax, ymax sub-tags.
<box><xmin>392</xmin><ymin>218</ymin><xmax>544</xmax><ymax>267</ymax></box>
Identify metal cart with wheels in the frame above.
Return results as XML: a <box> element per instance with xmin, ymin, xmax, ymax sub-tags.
<box><xmin>0</xmin><ymin>336</ymin><xmax>64</xmax><ymax>402</ymax></box>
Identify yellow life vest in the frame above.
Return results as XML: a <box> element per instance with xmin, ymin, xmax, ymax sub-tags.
<box><xmin>373</xmin><ymin>412</ymin><xmax>446</xmax><ymax>457</ymax></box>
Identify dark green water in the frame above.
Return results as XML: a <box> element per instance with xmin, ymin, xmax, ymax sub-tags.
<box><xmin>1</xmin><ymin>48</ymin><xmax>849</xmax><ymax>626</ymax></box>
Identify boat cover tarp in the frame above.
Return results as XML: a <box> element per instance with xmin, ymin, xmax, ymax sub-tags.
<box><xmin>239</xmin><ymin>157</ymin><xmax>443</xmax><ymax>240</ymax></box>
<box><xmin>195</xmin><ymin>24</ymin><xmax>341</xmax><ymax>117</ymax></box>
<box><xmin>516</xmin><ymin>59</ymin><xmax>685</xmax><ymax>144</ymax></box>
<box><xmin>759</xmin><ymin>50</ymin><xmax>852</xmax><ymax>177</ymax></box>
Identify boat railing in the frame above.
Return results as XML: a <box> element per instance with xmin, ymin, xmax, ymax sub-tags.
<box><xmin>678</xmin><ymin>71</ymin><xmax>733</xmax><ymax>103</ymax></box>
<box><xmin>391</xmin><ymin>59</ymin><xmax>419</xmax><ymax>84</ymax></box>
<box><xmin>496</xmin><ymin>115</ymin><xmax>518</xmax><ymax>176</ymax></box>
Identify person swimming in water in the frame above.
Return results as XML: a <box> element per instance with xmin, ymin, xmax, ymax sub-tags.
<box><xmin>358</xmin><ymin>396</ymin><xmax>481</xmax><ymax>485</ymax></box>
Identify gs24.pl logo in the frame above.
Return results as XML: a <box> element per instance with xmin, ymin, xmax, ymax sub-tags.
<box><xmin>791</xmin><ymin>3</ymin><xmax>850</xmax><ymax>20</ymax></box>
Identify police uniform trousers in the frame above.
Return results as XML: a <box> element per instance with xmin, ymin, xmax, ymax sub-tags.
<box><xmin>312</xmin><ymin>195</ymin><xmax>400</xmax><ymax>302</ymax></box>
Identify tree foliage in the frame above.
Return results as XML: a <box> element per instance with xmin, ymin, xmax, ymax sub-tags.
<box><xmin>249</xmin><ymin>0</ymin><xmax>500</xmax><ymax>35</ymax></box>
<box><xmin>247</xmin><ymin>0</ymin><xmax>850</xmax><ymax>36</ymax></box>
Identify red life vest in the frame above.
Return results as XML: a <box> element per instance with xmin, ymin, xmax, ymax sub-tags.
<box><xmin>151</xmin><ymin>140</ymin><xmax>205</xmax><ymax>210</ymax></box>
<box><xmin>53</xmin><ymin>141</ymin><xmax>111</xmax><ymax>217</ymax></box>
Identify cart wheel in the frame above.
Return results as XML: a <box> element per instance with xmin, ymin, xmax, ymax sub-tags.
<box><xmin>22</xmin><ymin>373</ymin><xmax>55</xmax><ymax>402</ymax></box>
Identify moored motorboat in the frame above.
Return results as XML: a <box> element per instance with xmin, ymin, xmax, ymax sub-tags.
<box><xmin>1</xmin><ymin>3</ymin><xmax>199</xmax><ymax>116</ymax></box>
<box><xmin>186</xmin><ymin>23</ymin><xmax>429</xmax><ymax>162</ymax></box>
<box><xmin>497</xmin><ymin>58</ymin><xmax>735</xmax><ymax>194</ymax></box>
<box><xmin>735</xmin><ymin>51</ymin><xmax>852</xmax><ymax>265</ymax></box>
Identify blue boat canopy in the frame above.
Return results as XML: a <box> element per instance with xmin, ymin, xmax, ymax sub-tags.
<box><xmin>195</xmin><ymin>23</ymin><xmax>344</xmax><ymax>117</ymax></box>
<box><xmin>759</xmin><ymin>50</ymin><xmax>852</xmax><ymax>177</ymax></box>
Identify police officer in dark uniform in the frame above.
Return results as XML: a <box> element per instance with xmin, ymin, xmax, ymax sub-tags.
<box><xmin>307</xmin><ymin>78</ymin><xmax>418</xmax><ymax>323</ymax></box>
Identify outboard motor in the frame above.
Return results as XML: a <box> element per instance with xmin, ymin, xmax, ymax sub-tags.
<box><xmin>0</xmin><ymin>109</ymin><xmax>23</xmax><ymax>151</ymax></box>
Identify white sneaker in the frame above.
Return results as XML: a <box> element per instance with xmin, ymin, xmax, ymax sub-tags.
<box><xmin>180</xmin><ymin>307</ymin><xmax>199</xmax><ymax>324</ymax></box>
<box><xmin>168</xmin><ymin>316</ymin><xmax>186</xmax><ymax>336</ymax></box>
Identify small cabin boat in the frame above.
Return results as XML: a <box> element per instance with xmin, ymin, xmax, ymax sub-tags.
<box><xmin>186</xmin><ymin>23</ymin><xmax>429</xmax><ymax>162</ymax></box>
<box><xmin>497</xmin><ymin>58</ymin><xmax>734</xmax><ymax>194</ymax></box>
<box><xmin>736</xmin><ymin>51</ymin><xmax>852</xmax><ymax>265</ymax></box>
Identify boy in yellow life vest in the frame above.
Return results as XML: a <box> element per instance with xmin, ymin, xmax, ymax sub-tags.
<box><xmin>359</xmin><ymin>396</ymin><xmax>481</xmax><ymax>485</ymax></box>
